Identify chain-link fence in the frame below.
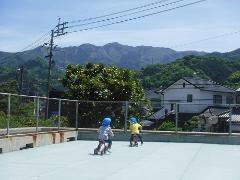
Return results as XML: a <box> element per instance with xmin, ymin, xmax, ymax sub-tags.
<box><xmin>0</xmin><ymin>92</ymin><xmax>239</xmax><ymax>136</ymax></box>
<box><xmin>151</xmin><ymin>103</ymin><xmax>239</xmax><ymax>134</ymax></box>
<box><xmin>0</xmin><ymin>92</ymin><xmax>151</xmax><ymax>136</ymax></box>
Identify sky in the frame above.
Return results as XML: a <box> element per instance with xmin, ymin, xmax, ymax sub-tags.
<box><xmin>0</xmin><ymin>0</ymin><xmax>239</xmax><ymax>53</ymax></box>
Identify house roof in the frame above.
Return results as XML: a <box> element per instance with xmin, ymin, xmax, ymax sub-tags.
<box><xmin>200</xmin><ymin>107</ymin><xmax>229</xmax><ymax>118</ymax></box>
<box><xmin>182</xmin><ymin>77</ymin><xmax>235</xmax><ymax>93</ymax></box>
<box><xmin>158</xmin><ymin>77</ymin><xmax>235</xmax><ymax>93</ymax></box>
<box><xmin>144</xmin><ymin>89</ymin><xmax>161</xmax><ymax>99</ymax></box>
<box><xmin>219</xmin><ymin>107</ymin><xmax>240</xmax><ymax>122</ymax></box>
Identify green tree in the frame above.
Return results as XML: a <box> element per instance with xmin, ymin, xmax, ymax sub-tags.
<box><xmin>225</xmin><ymin>71</ymin><xmax>240</xmax><ymax>89</ymax></box>
<box><xmin>183</xmin><ymin>116</ymin><xmax>203</xmax><ymax>132</ymax></box>
<box><xmin>158</xmin><ymin>120</ymin><xmax>175</xmax><ymax>131</ymax></box>
<box><xmin>62</xmin><ymin>63</ymin><xmax>145</xmax><ymax>101</ymax></box>
<box><xmin>61</xmin><ymin>63</ymin><xmax>150</xmax><ymax>128</ymax></box>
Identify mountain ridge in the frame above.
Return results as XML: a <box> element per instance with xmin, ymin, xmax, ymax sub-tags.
<box><xmin>0</xmin><ymin>42</ymin><xmax>239</xmax><ymax>69</ymax></box>
<box><xmin>0</xmin><ymin>42</ymin><xmax>208</xmax><ymax>69</ymax></box>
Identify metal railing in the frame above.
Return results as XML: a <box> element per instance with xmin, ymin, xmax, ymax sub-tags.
<box><xmin>0</xmin><ymin>92</ymin><xmax>150</xmax><ymax>136</ymax></box>
<box><xmin>0</xmin><ymin>92</ymin><xmax>239</xmax><ymax>136</ymax></box>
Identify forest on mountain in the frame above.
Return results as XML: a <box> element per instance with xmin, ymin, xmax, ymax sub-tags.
<box><xmin>1</xmin><ymin>51</ymin><xmax>240</xmax><ymax>96</ymax></box>
<box><xmin>140</xmin><ymin>55</ymin><xmax>240</xmax><ymax>89</ymax></box>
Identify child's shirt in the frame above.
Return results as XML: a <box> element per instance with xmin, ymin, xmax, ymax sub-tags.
<box><xmin>130</xmin><ymin>123</ymin><xmax>142</xmax><ymax>134</ymax></box>
<box><xmin>98</xmin><ymin>126</ymin><xmax>114</xmax><ymax>140</ymax></box>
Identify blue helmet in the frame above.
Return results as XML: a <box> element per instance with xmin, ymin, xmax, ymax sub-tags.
<box><xmin>130</xmin><ymin>117</ymin><xmax>137</xmax><ymax>124</ymax></box>
<box><xmin>102</xmin><ymin>117</ymin><xmax>111</xmax><ymax>127</ymax></box>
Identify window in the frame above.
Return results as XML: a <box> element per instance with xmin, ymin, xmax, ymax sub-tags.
<box><xmin>213</xmin><ymin>95</ymin><xmax>222</xmax><ymax>104</ymax></box>
<box><xmin>237</xmin><ymin>95</ymin><xmax>240</xmax><ymax>104</ymax></box>
<box><xmin>226</xmin><ymin>96</ymin><xmax>234</xmax><ymax>104</ymax></box>
<box><xmin>187</xmin><ymin>94</ymin><xmax>193</xmax><ymax>102</ymax></box>
<box><xmin>183</xmin><ymin>83</ymin><xmax>186</xmax><ymax>88</ymax></box>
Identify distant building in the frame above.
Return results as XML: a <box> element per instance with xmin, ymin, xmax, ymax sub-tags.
<box><xmin>159</xmin><ymin>77</ymin><xmax>236</xmax><ymax>114</ymax></box>
<box><xmin>143</xmin><ymin>77</ymin><xmax>237</xmax><ymax>129</ymax></box>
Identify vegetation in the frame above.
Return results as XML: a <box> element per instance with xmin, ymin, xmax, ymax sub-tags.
<box><xmin>1</xmin><ymin>53</ymin><xmax>240</xmax><ymax>129</ymax></box>
<box><xmin>183</xmin><ymin>116</ymin><xmax>203</xmax><ymax>132</ymax></box>
<box><xmin>140</xmin><ymin>55</ymin><xmax>240</xmax><ymax>89</ymax></box>
<box><xmin>0</xmin><ymin>58</ymin><xmax>63</xmax><ymax>96</ymax></box>
<box><xmin>224</xmin><ymin>71</ymin><xmax>240</xmax><ymax>89</ymax></box>
<box><xmin>158</xmin><ymin>120</ymin><xmax>175</xmax><ymax>131</ymax></box>
<box><xmin>62</xmin><ymin>63</ymin><xmax>151</xmax><ymax>128</ymax></box>
<box><xmin>0</xmin><ymin>98</ymin><xmax>70</xmax><ymax>129</ymax></box>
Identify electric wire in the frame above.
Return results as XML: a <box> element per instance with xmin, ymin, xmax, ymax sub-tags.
<box><xmin>67</xmin><ymin>0</ymin><xmax>206</xmax><ymax>34</ymax></box>
<box><xmin>68</xmin><ymin>0</ymin><xmax>186</xmax><ymax>28</ymax></box>
<box><xmin>170</xmin><ymin>30</ymin><xmax>240</xmax><ymax>49</ymax></box>
<box><xmin>0</xmin><ymin>31</ymin><xmax>51</xmax><ymax>64</ymax></box>
<box><xmin>68</xmin><ymin>0</ymin><xmax>171</xmax><ymax>24</ymax></box>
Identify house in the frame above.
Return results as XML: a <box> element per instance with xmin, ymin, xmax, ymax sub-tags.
<box><xmin>159</xmin><ymin>77</ymin><xmax>236</xmax><ymax>114</ymax></box>
<box><xmin>142</xmin><ymin>77</ymin><xmax>236</xmax><ymax>129</ymax></box>
<box><xmin>144</xmin><ymin>89</ymin><xmax>162</xmax><ymax>111</ymax></box>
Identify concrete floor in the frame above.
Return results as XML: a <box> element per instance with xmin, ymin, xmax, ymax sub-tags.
<box><xmin>0</xmin><ymin>141</ymin><xmax>240</xmax><ymax>180</ymax></box>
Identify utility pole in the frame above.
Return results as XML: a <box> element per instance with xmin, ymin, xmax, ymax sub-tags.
<box><xmin>17</xmin><ymin>65</ymin><xmax>24</xmax><ymax>94</ymax></box>
<box><xmin>44</xmin><ymin>18</ymin><xmax>68</xmax><ymax>119</ymax></box>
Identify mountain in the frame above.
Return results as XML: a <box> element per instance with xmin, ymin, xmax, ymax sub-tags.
<box><xmin>140</xmin><ymin>55</ymin><xmax>240</xmax><ymax>89</ymax></box>
<box><xmin>0</xmin><ymin>42</ymin><xmax>207</xmax><ymax>69</ymax></box>
<box><xmin>207</xmin><ymin>48</ymin><xmax>240</xmax><ymax>61</ymax></box>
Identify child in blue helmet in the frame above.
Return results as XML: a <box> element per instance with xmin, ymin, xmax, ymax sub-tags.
<box><xmin>97</xmin><ymin>117</ymin><xmax>114</xmax><ymax>149</ymax></box>
<box><xmin>129</xmin><ymin>117</ymin><xmax>143</xmax><ymax>146</ymax></box>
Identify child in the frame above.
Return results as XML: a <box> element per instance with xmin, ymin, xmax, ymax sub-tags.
<box><xmin>129</xmin><ymin>117</ymin><xmax>143</xmax><ymax>146</ymax></box>
<box><xmin>97</xmin><ymin>117</ymin><xmax>114</xmax><ymax>150</ymax></box>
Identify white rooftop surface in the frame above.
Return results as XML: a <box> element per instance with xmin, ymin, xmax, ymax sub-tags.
<box><xmin>1</xmin><ymin>140</ymin><xmax>240</xmax><ymax>180</ymax></box>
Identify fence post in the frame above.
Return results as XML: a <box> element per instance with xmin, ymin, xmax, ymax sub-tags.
<box><xmin>36</xmin><ymin>97</ymin><xmax>40</xmax><ymax>134</ymax></box>
<box><xmin>7</xmin><ymin>94</ymin><xmax>11</xmax><ymax>136</ymax></box>
<box><xmin>58</xmin><ymin>99</ymin><xmax>61</xmax><ymax>132</ymax></box>
<box><xmin>229</xmin><ymin>105</ymin><xmax>232</xmax><ymax>135</ymax></box>
<box><xmin>75</xmin><ymin>100</ymin><xmax>79</xmax><ymax>130</ymax></box>
<box><xmin>175</xmin><ymin>103</ymin><xmax>178</xmax><ymax>133</ymax></box>
<box><xmin>124</xmin><ymin>101</ymin><xmax>128</xmax><ymax>133</ymax></box>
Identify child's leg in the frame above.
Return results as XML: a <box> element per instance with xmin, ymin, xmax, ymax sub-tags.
<box><xmin>106</xmin><ymin>139</ymin><xmax>112</xmax><ymax>149</ymax></box>
<box><xmin>97</xmin><ymin>140</ymin><xmax>102</xmax><ymax>150</ymax></box>
<box><xmin>129</xmin><ymin>134</ymin><xmax>134</xmax><ymax>145</ymax></box>
<box><xmin>137</xmin><ymin>134</ymin><xmax>143</xmax><ymax>144</ymax></box>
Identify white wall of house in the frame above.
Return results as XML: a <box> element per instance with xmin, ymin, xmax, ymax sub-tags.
<box><xmin>163</xmin><ymin>79</ymin><xmax>202</xmax><ymax>113</ymax></box>
<box><xmin>162</xmin><ymin>79</ymin><xmax>235</xmax><ymax>114</ymax></box>
<box><xmin>199</xmin><ymin>91</ymin><xmax>234</xmax><ymax>105</ymax></box>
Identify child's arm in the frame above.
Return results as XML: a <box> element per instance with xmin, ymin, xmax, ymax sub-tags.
<box><xmin>138</xmin><ymin>124</ymin><xmax>142</xmax><ymax>131</ymax></box>
<box><xmin>108</xmin><ymin>127</ymin><xmax>114</xmax><ymax>137</ymax></box>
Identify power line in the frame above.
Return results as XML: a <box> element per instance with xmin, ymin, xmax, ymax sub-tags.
<box><xmin>69</xmin><ymin>0</ymin><xmax>171</xmax><ymax>24</ymax></box>
<box><xmin>67</xmin><ymin>0</ymin><xmax>207</xmax><ymax>34</ymax></box>
<box><xmin>0</xmin><ymin>30</ymin><xmax>51</xmax><ymax>64</ymax></box>
<box><xmin>169</xmin><ymin>30</ymin><xmax>240</xmax><ymax>49</ymax></box>
<box><xmin>68</xmin><ymin>0</ymin><xmax>186</xmax><ymax>28</ymax></box>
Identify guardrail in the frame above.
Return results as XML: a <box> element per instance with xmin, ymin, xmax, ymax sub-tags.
<box><xmin>0</xmin><ymin>92</ymin><xmax>239</xmax><ymax>136</ymax></box>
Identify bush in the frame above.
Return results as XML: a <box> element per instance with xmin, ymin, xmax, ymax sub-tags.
<box><xmin>183</xmin><ymin>116</ymin><xmax>202</xmax><ymax>131</ymax></box>
<box><xmin>158</xmin><ymin>120</ymin><xmax>175</xmax><ymax>131</ymax></box>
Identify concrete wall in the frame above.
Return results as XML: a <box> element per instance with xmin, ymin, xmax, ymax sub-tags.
<box><xmin>78</xmin><ymin>129</ymin><xmax>240</xmax><ymax>145</ymax></box>
<box><xmin>0</xmin><ymin>130</ymin><xmax>78</xmax><ymax>153</ymax></box>
<box><xmin>1</xmin><ymin>128</ymin><xmax>240</xmax><ymax>154</ymax></box>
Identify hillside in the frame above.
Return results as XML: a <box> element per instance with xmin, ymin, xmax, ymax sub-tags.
<box><xmin>0</xmin><ymin>43</ymin><xmax>207</xmax><ymax>69</ymax></box>
<box><xmin>1</xmin><ymin>43</ymin><xmax>240</xmax><ymax>95</ymax></box>
<box><xmin>140</xmin><ymin>55</ymin><xmax>240</xmax><ymax>89</ymax></box>
<box><xmin>0</xmin><ymin>58</ymin><xmax>63</xmax><ymax>95</ymax></box>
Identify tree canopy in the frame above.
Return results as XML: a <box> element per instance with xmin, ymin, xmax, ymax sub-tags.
<box><xmin>140</xmin><ymin>55</ymin><xmax>240</xmax><ymax>89</ymax></box>
<box><xmin>62</xmin><ymin>63</ymin><xmax>145</xmax><ymax>101</ymax></box>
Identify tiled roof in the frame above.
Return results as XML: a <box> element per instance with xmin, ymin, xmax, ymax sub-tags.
<box><xmin>183</xmin><ymin>77</ymin><xmax>235</xmax><ymax>93</ymax></box>
<box><xmin>200</xmin><ymin>107</ymin><xmax>229</xmax><ymax>118</ymax></box>
<box><xmin>219</xmin><ymin>107</ymin><xmax>240</xmax><ymax>122</ymax></box>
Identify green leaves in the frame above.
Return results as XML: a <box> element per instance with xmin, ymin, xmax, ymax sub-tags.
<box><xmin>141</xmin><ymin>55</ymin><xmax>240</xmax><ymax>89</ymax></box>
<box><xmin>62</xmin><ymin>63</ymin><xmax>145</xmax><ymax>101</ymax></box>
